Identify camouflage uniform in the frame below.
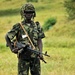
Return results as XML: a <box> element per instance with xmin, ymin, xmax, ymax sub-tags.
<box><xmin>6</xmin><ymin>3</ymin><xmax>45</xmax><ymax>75</ymax></box>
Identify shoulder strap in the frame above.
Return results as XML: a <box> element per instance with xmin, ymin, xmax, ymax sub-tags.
<box><xmin>19</xmin><ymin>22</ymin><xmax>35</xmax><ymax>50</ymax></box>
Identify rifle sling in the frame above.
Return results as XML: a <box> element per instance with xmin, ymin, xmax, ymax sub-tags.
<box><xmin>19</xmin><ymin>22</ymin><xmax>35</xmax><ymax>50</ymax></box>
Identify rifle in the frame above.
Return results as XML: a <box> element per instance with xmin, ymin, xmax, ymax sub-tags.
<box><xmin>12</xmin><ymin>42</ymin><xmax>50</xmax><ymax>63</ymax></box>
<box><xmin>26</xmin><ymin>47</ymin><xmax>50</xmax><ymax>63</ymax></box>
<box><xmin>12</xmin><ymin>23</ymin><xmax>50</xmax><ymax>63</ymax></box>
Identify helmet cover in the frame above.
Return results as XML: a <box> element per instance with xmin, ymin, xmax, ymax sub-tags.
<box><xmin>20</xmin><ymin>3</ymin><xmax>36</xmax><ymax>19</ymax></box>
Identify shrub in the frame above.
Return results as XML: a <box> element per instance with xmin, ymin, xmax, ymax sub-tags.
<box><xmin>43</xmin><ymin>17</ymin><xmax>57</xmax><ymax>31</ymax></box>
<box><xmin>64</xmin><ymin>0</ymin><xmax>75</xmax><ymax>20</ymax></box>
<box><xmin>26</xmin><ymin>0</ymin><xmax>38</xmax><ymax>2</ymax></box>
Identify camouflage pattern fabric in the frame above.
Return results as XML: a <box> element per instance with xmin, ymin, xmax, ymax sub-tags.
<box><xmin>7</xmin><ymin>20</ymin><xmax>45</xmax><ymax>75</ymax></box>
<box><xmin>20</xmin><ymin>3</ymin><xmax>36</xmax><ymax>19</ymax></box>
<box><xmin>18</xmin><ymin>57</ymin><xmax>40</xmax><ymax>75</ymax></box>
<box><xmin>7</xmin><ymin>20</ymin><xmax>45</xmax><ymax>48</ymax></box>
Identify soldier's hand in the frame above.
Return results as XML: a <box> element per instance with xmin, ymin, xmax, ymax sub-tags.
<box><xmin>38</xmin><ymin>54</ymin><xmax>47</xmax><ymax>63</ymax></box>
<box><xmin>38</xmin><ymin>54</ymin><xmax>43</xmax><ymax>59</ymax></box>
<box><xmin>12</xmin><ymin>48</ymin><xmax>18</xmax><ymax>54</ymax></box>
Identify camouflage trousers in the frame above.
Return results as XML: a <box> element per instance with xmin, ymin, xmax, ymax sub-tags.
<box><xmin>18</xmin><ymin>57</ymin><xmax>41</xmax><ymax>75</ymax></box>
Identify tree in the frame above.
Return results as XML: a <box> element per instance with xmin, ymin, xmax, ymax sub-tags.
<box><xmin>64</xmin><ymin>0</ymin><xmax>75</xmax><ymax>20</ymax></box>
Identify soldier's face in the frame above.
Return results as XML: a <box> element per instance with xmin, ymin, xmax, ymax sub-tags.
<box><xmin>24</xmin><ymin>12</ymin><xmax>33</xmax><ymax>20</ymax></box>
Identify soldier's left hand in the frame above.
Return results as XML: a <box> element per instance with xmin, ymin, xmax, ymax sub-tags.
<box><xmin>38</xmin><ymin>54</ymin><xmax>43</xmax><ymax>60</ymax></box>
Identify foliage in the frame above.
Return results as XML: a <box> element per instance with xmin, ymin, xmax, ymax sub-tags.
<box><xmin>26</xmin><ymin>0</ymin><xmax>38</xmax><ymax>2</ymax></box>
<box><xmin>0</xmin><ymin>9</ymin><xmax>20</xmax><ymax>17</ymax></box>
<box><xmin>64</xmin><ymin>0</ymin><xmax>75</xmax><ymax>20</ymax></box>
<box><xmin>0</xmin><ymin>44</ymin><xmax>6</xmax><ymax>53</ymax></box>
<box><xmin>4</xmin><ymin>0</ymin><xmax>12</xmax><ymax>1</ymax></box>
<box><xmin>43</xmin><ymin>17</ymin><xmax>57</xmax><ymax>31</ymax></box>
<box><xmin>26</xmin><ymin>0</ymin><xmax>53</xmax><ymax>2</ymax></box>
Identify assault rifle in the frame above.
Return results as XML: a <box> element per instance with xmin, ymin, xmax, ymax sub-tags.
<box><xmin>12</xmin><ymin>42</ymin><xmax>50</xmax><ymax>63</ymax></box>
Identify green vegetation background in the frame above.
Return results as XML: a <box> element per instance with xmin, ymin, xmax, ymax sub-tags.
<box><xmin>0</xmin><ymin>0</ymin><xmax>75</xmax><ymax>75</ymax></box>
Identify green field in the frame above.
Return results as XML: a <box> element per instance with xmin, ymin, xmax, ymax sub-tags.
<box><xmin>0</xmin><ymin>0</ymin><xmax>75</xmax><ymax>75</ymax></box>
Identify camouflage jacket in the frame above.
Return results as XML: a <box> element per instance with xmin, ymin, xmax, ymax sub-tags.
<box><xmin>7</xmin><ymin>20</ymin><xmax>45</xmax><ymax>49</ymax></box>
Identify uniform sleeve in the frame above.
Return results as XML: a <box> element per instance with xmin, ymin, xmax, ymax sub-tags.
<box><xmin>7</xmin><ymin>23</ymin><xmax>20</xmax><ymax>40</ymax></box>
<box><xmin>36</xmin><ymin>22</ymin><xmax>45</xmax><ymax>39</ymax></box>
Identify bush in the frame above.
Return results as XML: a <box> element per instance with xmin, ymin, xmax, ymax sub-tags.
<box><xmin>43</xmin><ymin>17</ymin><xmax>57</xmax><ymax>31</ymax></box>
<box><xmin>64</xmin><ymin>0</ymin><xmax>75</xmax><ymax>20</ymax></box>
<box><xmin>26</xmin><ymin>0</ymin><xmax>38</xmax><ymax>2</ymax></box>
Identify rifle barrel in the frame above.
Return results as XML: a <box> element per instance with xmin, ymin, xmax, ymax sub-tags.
<box><xmin>27</xmin><ymin>47</ymin><xmax>50</xmax><ymax>57</ymax></box>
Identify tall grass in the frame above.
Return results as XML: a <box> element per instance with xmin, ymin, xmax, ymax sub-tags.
<box><xmin>0</xmin><ymin>0</ymin><xmax>75</xmax><ymax>75</ymax></box>
<box><xmin>0</xmin><ymin>44</ymin><xmax>18</xmax><ymax>75</ymax></box>
<box><xmin>0</xmin><ymin>45</ymin><xmax>75</xmax><ymax>75</ymax></box>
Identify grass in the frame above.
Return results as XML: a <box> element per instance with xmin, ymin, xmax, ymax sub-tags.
<box><xmin>0</xmin><ymin>0</ymin><xmax>75</xmax><ymax>75</ymax></box>
<box><xmin>0</xmin><ymin>46</ymin><xmax>75</xmax><ymax>75</ymax></box>
<box><xmin>41</xmin><ymin>47</ymin><xmax>75</xmax><ymax>75</ymax></box>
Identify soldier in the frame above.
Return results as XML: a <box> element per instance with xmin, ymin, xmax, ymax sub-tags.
<box><xmin>5</xmin><ymin>3</ymin><xmax>45</xmax><ymax>75</ymax></box>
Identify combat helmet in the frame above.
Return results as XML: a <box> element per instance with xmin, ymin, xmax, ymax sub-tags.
<box><xmin>20</xmin><ymin>3</ymin><xmax>36</xmax><ymax>19</ymax></box>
